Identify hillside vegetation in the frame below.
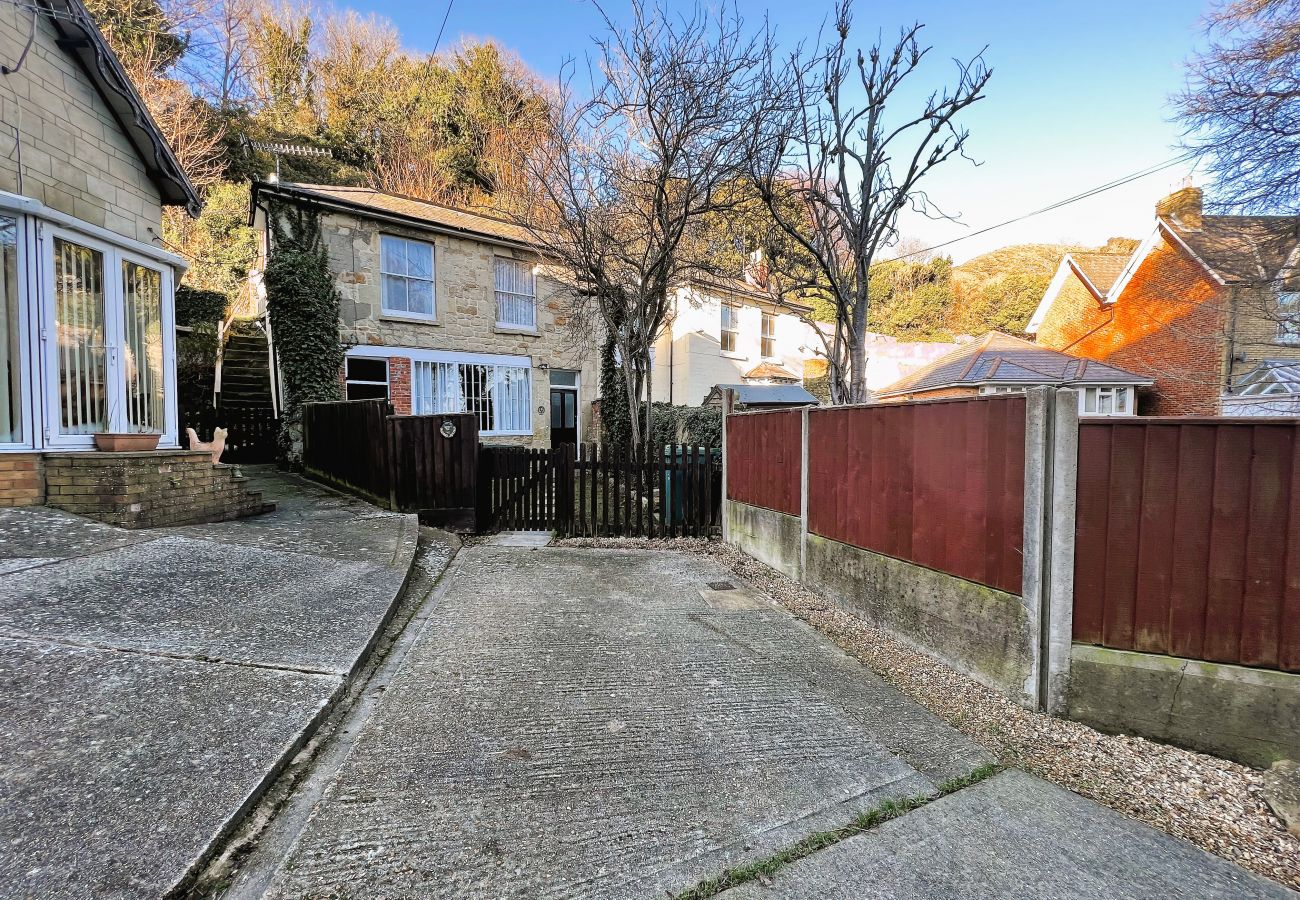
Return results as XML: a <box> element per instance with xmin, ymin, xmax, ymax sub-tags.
<box><xmin>815</xmin><ymin>237</ymin><xmax>1139</xmax><ymax>340</ymax></box>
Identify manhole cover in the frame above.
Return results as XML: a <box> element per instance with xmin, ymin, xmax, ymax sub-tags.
<box><xmin>706</xmin><ymin>580</ymin><xmax>735</xmax><ymax>591</ymax></box>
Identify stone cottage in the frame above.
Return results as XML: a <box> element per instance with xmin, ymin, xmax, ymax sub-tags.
<box><xmin>249</xmin><ymin>181</ymin><xmax>597</xmax><ymax>448</ymax></box>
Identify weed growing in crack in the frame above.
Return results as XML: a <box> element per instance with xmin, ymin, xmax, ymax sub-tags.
<box><xmin>672</xmin><ymin>763</ymin><xmax>1001</xmax><ymax>899</ymax></box>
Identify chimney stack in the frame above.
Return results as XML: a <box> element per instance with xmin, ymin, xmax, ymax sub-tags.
<box><xmin>1156</xmin><ymin>182</ymin><xmax>1203</xmax><ymax>231</ymax></box>
<box><xmin>744</xmin><ymin>247</ymin><xmax>770</xmax><ymax>289</ymax></box>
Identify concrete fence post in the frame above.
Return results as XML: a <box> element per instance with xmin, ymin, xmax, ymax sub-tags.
<box><xmin>799</xmin><ymin>405</ymin><xmax>810</xmax><ymax>579</ymax></box>
<box><xmin>1020</xmin><ymin>386</ymin><xmax>1053</xmax><ymax>710</ymax></box>
<box><xmin>1044</xmin><ymin>388</ymin><xmax>1079</xmax><ymax>716</ymax></box>
<box><xmin>720</xmin><ymin>389</ymin><xmax>734</xmax><ymax>543</ymax></box>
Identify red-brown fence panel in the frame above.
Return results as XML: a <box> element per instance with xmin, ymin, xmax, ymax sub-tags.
<box><xmin>806</xmin><ymin>396</ymin><xmax>1026</xmax><ymax>594</ymax></box>
<box><xmin>1074</xmin><ymin>418</ymin><xmax>1300</xmax><ymax>673</ymax></box>
<box><xmin>726</xmin><ymin>409</ymin><xmax>803</xmax><ymax>516</ymax></box>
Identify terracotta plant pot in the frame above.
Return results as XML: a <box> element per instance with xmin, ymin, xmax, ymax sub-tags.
<box><xmin>93</xmin><ymin>432</ymin><xmax>162</xmax><ymax>452</ymax></box>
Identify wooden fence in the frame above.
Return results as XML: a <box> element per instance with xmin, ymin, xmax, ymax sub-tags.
<box><xmin>808</xmin><ymin>397</ymin><xmax>1026</xmax><ymax>594</ymax></box>
<box><xmin>725</xmin><ymin>410</ymin><xmax>803</xmax><ymax>516</ymax></box>
<box><xmin>180</xmin><ymin>403</ymin><xmax>278</xmax><ymax>464</ymax></box>
<box><xmin>1074</xmin><ymin>418</ymin><xmax>1300</xmax><ymax>673</ymax></box>
<box><xmin>477</xmin><ymin>443</ymin><xmax>720</xmax><ymax>537</ymax></box>
<box><xmin>302</xmin><ymin>400</ymin><xmax>480</xmax><ymax>530</ymax></box>
<box><xmin>725</xmin><ymin>397</ymin><xmax>1026</xmax><ymax>594</ymax></box>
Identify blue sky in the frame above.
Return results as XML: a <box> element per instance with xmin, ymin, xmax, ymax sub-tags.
<box><xmin>360</xmin><ymin>0</ymin><xmax>1211</xmax><ymax>262</ymax></box>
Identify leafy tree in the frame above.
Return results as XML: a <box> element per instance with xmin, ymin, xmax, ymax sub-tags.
<box><xmin>165</xmin><ymin>180</ymin><xmax>259</xmax><ymax>304</ymax></box>
<box><xmin>83</xmin><ymin>0</ymin><xmax>186</xmax><ymax>76</ymax></box>
<box><xmin>1177</xmin><ymin>0</ymin><xmax>1300</xmax><ymax>211</ymax></box>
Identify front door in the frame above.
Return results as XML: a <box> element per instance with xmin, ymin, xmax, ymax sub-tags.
<box><xmin>550</xmin><ymin>388</ymin><xmax>577</xmax><ymax>447</ymax></box>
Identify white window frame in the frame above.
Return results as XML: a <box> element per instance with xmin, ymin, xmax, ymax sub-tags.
<box><xmin>1078</xmin><ymin>385</ymin><xmax>1134</xmax><ymax>417</ymax></box>
<box><xmin>385</xmin><ymin>348</ymin><xmax>531</xmax><ymax>436</ymax></box>
<box><xmin>760</xmin><ymin>311</ymin><xmax>776</xmax><ymax>359</ymax></box>
<box><xmin>721</xmin><ymin>301</ymin><xmax>740</xmax><ymax>354</ymax></box>
<box><xmin>1277</xmin><ymin>292</ymin><xmax>1300</xmax><ymax>345</ymax></box>
<box><xmin>977</xmin><ymin>385</ymin><xmax>1029</xmax><ymax>395</ymax></box>
<box><xmin>0</xmin><ymin>213</ymin><xmax>33</xmax><ymax>449</ymax></box>
<box><xmin>39</xmin><ymin>224</ymin><xmax>177</xmax><ymax>449</ymax></box>
<box><xmin>494</xmin><ymin>256</ymin><xmax>537</xmax><ymax>330</ymax></box>
<box><xmin>343</xmin><ymin>356</ymin><xmax>390</xmax><ymax>401</ymax></box>
<box><xmin>380</xmin><ymin>234</ymin><xmax>436</xmax><ymax>321</ymax></box>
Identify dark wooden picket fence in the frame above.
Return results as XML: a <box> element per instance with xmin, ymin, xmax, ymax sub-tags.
<box><xmin>477</xmin><ymin>442</ymin><xmax>721</xmax><ymax>537</ymax></box>
<box><xmin>302</xmin><ymin>400</ymin><xmax>480</xmax><ymax>531</ymax></box>
<box><xmin>180</xmin><ymin>402</ymin><xmax>278</xmax><ymax>464</ymax></box>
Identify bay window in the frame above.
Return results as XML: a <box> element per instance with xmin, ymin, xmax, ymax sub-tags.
<box><xmin>410</xmin><ymin>352</ymin><xmax>531</xmax><ymax>435</ymax></box>
<box><xmin>0</xmin><ymin>217</ymin><xmax>23</xmax><ymax>444</ymax></box>
<box><xmin>0</xmin><ymin>199</ymin><xmax>182</xmax><ymax>453</ymax></box>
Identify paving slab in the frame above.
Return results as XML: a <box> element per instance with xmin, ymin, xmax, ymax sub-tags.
<box><xmin>0</xmin><ymin>504</ymin><xmax>149</xmax><ymax>561</ymax></box>
<box><xmin>0</xmin><ymin>637</ymin><xmax>339</xmax><ymax>900</ymax></box>
<box><xmin>0</xmin><ymin>472</ymin><xmax>430</xmax><ymax>900</ymax></box>
<box><xmin>717</xmin><ymin>769</ymin><xmax>1296</xmax><ymax>899</ymax></box>
<box><xmin>266</xmin><ymin>546</ymin><xmax>991</xmax><ymax>900</ymax></box>
<box><xmin>0</xmin><ymin>534</ymin><xmax>409</xmax><ymax>673</ymax></box>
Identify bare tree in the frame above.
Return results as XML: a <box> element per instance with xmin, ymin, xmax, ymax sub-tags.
<box><xmin>1176</xmin><ymin>0</ymin><xmax>1300</xmax><ymax>212</ymax></box>
<box><xmin>748</xmin><ymin>2</ymin><xmax>991</xmax><ymax>403</ymax></box>
<box><xmin>510</xmin><ymin>1</ymin><xmax>774</xmax><ymax>448</ymax></box>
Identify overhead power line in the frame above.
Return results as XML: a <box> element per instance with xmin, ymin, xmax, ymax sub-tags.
<box><xmin>432</xmin><ymin>0</ymin><xmax>455</xmax><ymax>54</ymax></box>
<box><xmin>895</xmin><ymin>152</ymin><xmax>1197</xmax><ymax>260</ymax></box>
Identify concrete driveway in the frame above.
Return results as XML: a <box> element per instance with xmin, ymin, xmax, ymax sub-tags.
<box><xmin>0</xmin><ymin>473</ymin><xmax>424</xmax><ymax>900</ymax></box>
<box><xmin>260</xmin><ymin>545</ymin><xmax>1294</xmax><ymax>899</ymax></box>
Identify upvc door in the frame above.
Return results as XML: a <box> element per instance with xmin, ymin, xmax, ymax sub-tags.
<box><xmin>41</xmin><ymin>227</ymin><xmax>176</xmax><ymax>447</ymax></box>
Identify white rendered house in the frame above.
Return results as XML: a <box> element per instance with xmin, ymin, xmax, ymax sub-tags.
<box><xmin>651</xmin><ymin>276</ymin><xmax>821</xmax><ymax>406</ymax></box>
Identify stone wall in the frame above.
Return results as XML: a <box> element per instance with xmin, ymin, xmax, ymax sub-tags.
<box><xmin>0</xmin><ymin>10</ymin><xmax>162</xmax><ymax>243</ymax></box>
<box><xmin>0</xmin><ymin>453</ymin><xmax>44</xmax><ymax>507</ymax></box>
<box><xmin>43</xmin><ymin>451</ymin><xmax>272</xmax><ymax>528</ymax></box>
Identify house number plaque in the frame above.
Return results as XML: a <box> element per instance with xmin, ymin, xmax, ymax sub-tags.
<box><xmin>440</xmin><ymin>419</ymin><xmax>457</xmax><ymax>439</ymax></box>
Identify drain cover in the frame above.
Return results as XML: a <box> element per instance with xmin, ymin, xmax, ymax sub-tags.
<box><xmin>706</xmin><ymin>580</ymin><xmax>735</xmax><ymax>591</ymax></box>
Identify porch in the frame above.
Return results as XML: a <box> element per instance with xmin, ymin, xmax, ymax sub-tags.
<box><xmin>0</xmin><ymin>193</ymin><xmax>184</xmax><ymax>495</ymax></box>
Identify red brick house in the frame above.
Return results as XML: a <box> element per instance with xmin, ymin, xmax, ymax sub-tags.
<box><xmin>1027</xmin><ymin>186</ymin><xmax>1300</xmax><ymax>416</ymax></box>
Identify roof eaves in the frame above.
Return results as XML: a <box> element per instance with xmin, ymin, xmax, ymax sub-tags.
<box><xmin>51</xmin><ymin>0</ymin><xmax>201</xmax><ymax>215</ymax></box>
<box><xmin>251</xmin><ymin>180</ymin><xmax>535</xmax><ymax>251</ymax></box>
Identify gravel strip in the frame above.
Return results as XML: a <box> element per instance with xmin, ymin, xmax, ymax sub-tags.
<box><xmin>554</xmin><ymin>536</ymin><xmax>1300</xmax><ymax>890</ymax></box>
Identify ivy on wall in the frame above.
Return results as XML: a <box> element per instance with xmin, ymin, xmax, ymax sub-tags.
<box><xmin>599</xmin><ymin>335</ymin><xmax>722</xmax><ymax>450</ymax></box>
<box><xmin>264</xmin><ymin>202</ymin><xmax>345</xmax><ymax>464</ymax></box>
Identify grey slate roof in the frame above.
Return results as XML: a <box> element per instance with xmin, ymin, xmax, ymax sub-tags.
<box><xmin>877</xmin><ymin>332</ymin><xmax>1154</xmax><ymax>397</ymax></box>
<box><xmin>710</xmin><ymin>383</ymin><xmax>818</xmax><ymax>406</ymax></box>
<box><xmin>252</xmin><ymin>181</ymin><xmax>534</xmax><ymax>247</ymax></box>
<box><xmin>1167</xmin><ymin>216</ymin><xmax>1300</xmax><ymax>284</ymax></box>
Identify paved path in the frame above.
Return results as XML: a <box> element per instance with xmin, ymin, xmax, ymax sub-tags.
<box><xmin>0</xmin><ymin>472</ymin><xmax>426</xmax><ymax>899</ymax></box>
<box><xmin>259</xmin><ymin>545</ymin><xmax>1295</xmax><ymax>900</ymax></box>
